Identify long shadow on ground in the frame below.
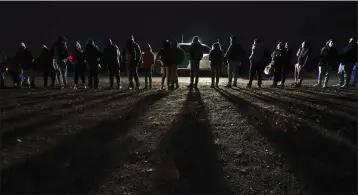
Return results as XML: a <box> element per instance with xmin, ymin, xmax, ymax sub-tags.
<box><xmin>236</xmin><ymin>88</ymin><xmax>357</xmax><ymax>145</ymax></box>
<box><xmin>149</xmin><ymin>89</ymin><xmax>231</xmax><ymax>194</ymax></box>
<box><xmin>1</xmin><ymin>90</ymin><xmax>169</xmax><ymax>194</ymax></box>
<box><xmin>215</xmin><ymin>88</ymin><xmax>357</xmax><ymax>194</ymax></box>
<box><xmin>1</xmin><ymin>89</ymin><xmax>146</xmax><ymax>148</ymax></box>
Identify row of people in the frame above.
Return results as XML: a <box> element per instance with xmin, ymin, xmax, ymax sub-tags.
<box><xmin>1</xmin><ymin>35</ymin><xmax>357</xmax><ymax>90</ymax></box>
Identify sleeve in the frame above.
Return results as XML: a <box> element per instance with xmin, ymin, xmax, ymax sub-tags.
<box><xmin>224</xmin><ymin>45</ymin><xmax>231</xmax><ymax>60</ymax></box>
<box><xmin>150</xmin><ymin>52</ymin><xmax>155</xmax><ymax>64</ymax></box>
<box><xmin>303</xmin><ymin>49</ymin><xmax>310</xmax><ymax>66</ymax></box>
<box><xmin>134</xmin><ymin>44</ymin><xmax>142</xmax><ymax>61</ymax></box>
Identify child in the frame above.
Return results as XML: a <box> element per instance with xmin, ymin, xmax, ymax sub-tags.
<box><xmin>142</xmin><ymin>44</ymin><xmax>155</xmax><ymax>89</ymax></box>
<box><xmin>209</xmin><ymin>42</ymin><xmax>223</xmax><ymax>87</ymax></box>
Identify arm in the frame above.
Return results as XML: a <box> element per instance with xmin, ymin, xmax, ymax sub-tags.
<box><xmin>209</xmin><ymin>50</ymin><xmax>213</xmax><ymax>61</ymax></box>
<box><xmin>134</xmin><ymin>44</ymin><xmax>142</xmax><ymax>62</ymax></box>
<box><xmin>224</xmin><ymin>45</ymin><xmax>231</xmax><ymax>60</ymax></box>
<box><xmin>302</xmin><ymin>49</ymin><xmax>310</xmax><ymax>67</ymax></box>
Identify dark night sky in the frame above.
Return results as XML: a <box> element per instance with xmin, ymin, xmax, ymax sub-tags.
<box><xmin>0</xmin><ymin>1</ymin><xmax>356</xmax><ymax>57</ymax></box>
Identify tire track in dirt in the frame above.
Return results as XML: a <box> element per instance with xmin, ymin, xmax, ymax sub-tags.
<box><xmin>1</xmin><ymin>89</ymin><xmax>149</xmax><ymax>149</ymax></box>
<box><xmin>1</xmin><ymin>90</ymin><xmax>169</xmax><ymax>194</ymax></box>
<box><xmin>201</xmin><ymin>87</ymin><xmax>304</xmax><ymax>194</ymax></box>
<box><xmin>93</xmin><ymin>88</ymin><xmax>188</xmax><ymax>194</ymax></box>
<box><xmin>215</xmin><ymin>87</ymin><xmax>356</xmax><ymax>194</ymax></box>
<box><xmin>141</xmin><ymin>88</ymin><xmax>231</xmax><ymax>194</ymax></box>
<box><xmin>1</xmin><ymin>89</ymin><xmax>156</xmax><ymax>171</ymax></box>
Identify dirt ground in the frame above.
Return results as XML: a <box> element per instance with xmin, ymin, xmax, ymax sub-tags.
<box><xmin>0</xmin><ymin>75</ymin><xmax>357</xmax><ymax>194</ymax></box>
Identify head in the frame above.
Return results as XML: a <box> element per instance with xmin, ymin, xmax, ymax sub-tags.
<box><xmin>349</xmin><ymin>37</ymin><xmax>357</xmax><ymax>44</ymax></box>
<box><xmin>146</xmin><ymin>44</ymin><xmax>152</xmax><ymax>52</ymax></box>
<box><xmin>285</xmin><ymin>42</ymin><xmax>289</xmax><ymax>49</ymax></box>
<box><xmin>328</xmin><ymin>39</ymin><xmax>334</xmax><ymax>47</ymax></box>
<box><xmin>75</xmin><ymin>42</ymin><xmax>82</xmax><ymax>50</ymax></box>
<box><xmin>230</xmin><ymin>36</ymin><xmax>237</xmax><ymax>44</ymax></box>
<box><xmin>87</xmin><ymin>38</ymin><xmax>94</xmax><ymax>46</ymax></box>
<box><xmin>19</xmin><ymin>42</ymin><xmax>26</xmax><ymax>50</ymax></box>
<box><xmin>254</xmin><ymin>38</ymin><xmax>262</xmax><ymax>45</ymax></box>
<box><xmin>171</xmin><ymin>39</ymin><xmax>178</xmax><ymax>48</ymax></box>
<box><xmin>212</xmin><ymin>42</ymin><xmax>221</xmax><ymax>50</ymax></box>
<box><xmin>106</xmin><ymin>38</ymin><xmax>113</xmax><ymax>46</ymax></box>
<box><xmin>192</xmin><ymin>36</ymin><xmax>199</xmax><ymax>43</ymax></box>
<box><xmin>41</xmin><ymin>45</ymin><xmax>48</xmax><ymax>52</ymax></box>
<box><xmin>277</xmin><ymin>42</ymin><xmax>284</xmax><ymax>50</ymax></box>
<box><xmin>301</xmin><ymin>41</ymin><xmax>307</xmax><ymax>48</ymax></box>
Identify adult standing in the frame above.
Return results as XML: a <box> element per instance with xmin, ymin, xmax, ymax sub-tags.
<box><xmin>73</xmin><ymin>42</ymin><xmax>87</xmax><ymax>89</ymax></box>
<box><xmin>51</xmin><ymin>36</ymin><xmax>69</xmax><ymax>88</ymax></box>
<box><xmin>334</xmin><ymin>37</ymin><xmax>357</xmax><ymax>88</ymax></box>
<box><xmin>170</xmin><ymin>39</ymin><xmax>185</xmax><ymax>89</ymax></box>
<box><xmin>209</xmin><ymin>42</ymin><xmax>224</xmax><ymax>87</ymax></box>
<box><xmin>102</xmin><ymin>38</ymin><xmax>121</xmax><ymax>89</ymax></box>
<box><xmin>294</xmin><ymin>41</ymin><xmax>310</xmax><ymax>87</ymax></box>
<box><xmin>156</xmin><ymin>40</ymin><xmax>172</xmax><ymax>90</ymax></box>
<box><xmin>224</xmin><ymin>36</ymin><xmax>245</xmax><ymax>88</ymax></box>
<box><xmin>188</xmin><ymin>36</ymin><xmax>206</xmax><ymax>89</ymax></box>
<box><xmin>35</xmin><ymin>45</ymin><xmax>55</xmax><ymax>87</ymax></box>
<box><xmin>248</xmin><ymin>38</ymin><xmax>265</xmax><ymax>88</ymax></box>
<box><xmin>270</xmin><ymin>42</ymin><xmax>286</xmax><ymax>87</ymax></box>
<box><xmin>124</xmin><ymin>36</ymin><xmax>141</xmax><ymax>90</ymax></box>
<box><xmin>280</xmin><ymin>41</ymin><xmax>293</xmax><ymax>86</ymax></box>
<box><xmin>84</xmin><ymin>38</ymin><xmax>102</xmax><ymax>89</ymax></box>
<box><xmin>314</xmin><ymin>39</ymin><xmax>338</xmax><ymax>88</ymax></box>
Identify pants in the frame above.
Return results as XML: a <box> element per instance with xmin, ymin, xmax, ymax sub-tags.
<box><xmin>294</xmin><ymin>64</ymin><xmax>305</xmax><ymax>84</ymax></box>
<box><xmin>281</xmin><ymin>64</ymin><xmax>289</xmax><ymax>84</ymax></box>
<box><xmin>109</xmin><ymin>69</ymin><xmax>120</xmax><ymax>88</ymax></box>
<box><xmin>88</xmin><ymin>68</ymin><xmax>99</xmax><ymax>89</ymax></box>
<box><xmin>190</xmin><ymin>60</ymin><xmax>200</xmax><ymax>86</ymax></box>
<box><xmin>128</xmin><ymin>65</ymin><xmax>139</xmax><ymax>88</ymax></box>
<box><xmin>53</xmin><ymin>59</ymin><xmax>67</xmax><ymax>86</ymax></box>
<box><xmin>211</xmin><ymin>65</ymin><xmax>221</xmax><ymax>85</ymax></box>
<box><xmin>273</xmin><ymin>65</ymin><xmax>283</xmax><ymax>84</ymax></box>
<box><xmin>43</xmin><ymin>70</ymin><xmax>55</xmax><ymax>87</ymax></box>
<box><xmin>74</xmin><ymin>69</ymin><xmax>86</xmax><ymax>86</ymax></box>
<box><xmin>352</xmin><ymin>64</ymin><xmax>357</xmax><ymax>86</ymax></box>
<box><xmin>143</xmin><ymin>67</ymin><xmax>152</xmax><ymax>87</ymax></box>
<box><xmin>248</xmin><ymin>62</ymin><xmax>262</xmax><ymax>86</ymax></box>
<box><xmin>317</xmin><ymin>66</ymin><xmax>330</xmax><ymax>86</ymax></box>
<box><xmin>161</xmin><ymin>66</ymin><xmax>170</xmax><ymax>88</ymax></box>
<box><xmin>228</xmin><ymin>61</ymin><xmax>241</xmax><ymax>85</ymax></box>
<box><xmin>22</xmin><ymin>69</ymin><xmax>33</xmax><ymax>87</ymax></box>
<box><xmin>170</xmin><ymin>66</ymin><xmax>179</xmax><ymax>87</ymax></box>
<box><xmin>337</xmin><ymin>63</ymin><xmax>355</xmax><ymax>86</ymax></box>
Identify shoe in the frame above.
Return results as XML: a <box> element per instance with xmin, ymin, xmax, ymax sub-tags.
<box><xmin>246</xmin><ymin>84</ymin><xmax>252</xmax><ymax>88</ymax></box>
<box><xmin>175</xmin><ymin>85</ymin><xmax>179</xmax><ymax>89</ymax></box>
<box><xmin>322</xmin><ymin>85</ymin><xmax>327</xmax><ymax>89</ymax></box>
<box><xmin>340</xmin><ymin>84</ymin><xmax>347</xmax><ymax>88</ymax></box>
<box><xmin>211</xmin><ymin>84</ymin><xmax>215</xmax><ymax>88</ymax></box>
<box><xmin>313</xmin><ymin>84</ymin><xmax>321</xmax><ymax>87</ymax></box>
<box><xmin>333</xmin><ymin>84</ymin><xmax>341</xmax><ymax>87</ymax></box>
<box><xmin>233</xmin><ymin>83</ymin><xmax>237</xmax><ymax>87</ymax></box>
<box><xmin>294</xmin><ymin>83</ymin><xmax>301</xmax><ymax>87</ymax></box>
<box><xmin>225</xmin><ymin>84</ymin><xmax>232</xmax><ymax>88</ymax></box>
<box><xmin>257</xmin><ymin>85</ymin><xmax>261</xmax><ymax>88</ymax></box>
<box><xmin>270</xmin><ymin>83</ymin><xmax>278</xmax><ymax>88</ymax></box>
<box><xmin>187</xmin><ymin>83</ymin><xmax>193</xmax><ymax>88</ymax></box>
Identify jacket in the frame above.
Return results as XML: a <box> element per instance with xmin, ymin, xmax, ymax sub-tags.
<box><xmin>249</xmin><ymin>43</ymin><xmax>265</xmax><ymax>63</ymax></box>
<box><xmin>319</xmin><ymin>46</ymin><xmax>338</xmax><ymax>66</ymax></box>
<box><xmin>190</xmin><ymin>41</ymin><xmax>204</xmax><ymax>60</ymax></box>
<box><xmin>102</xmin><ymin>44</ymin><xmax>120</xmax><ymax>70</ymax></box>
<box><xmin>224</xmin><ymin>44</ymin><xmax>245</xmax><ymax>62</ymax></box>
<box><xmin>157</xmin><ymin>47</ymin><xmax>172</xmax><ymax>66</ymax></box>
<box><xmin>73</xmin><ymin>48</ymin><xmax>86</xmax><ymax>71</ymax></box>
<box><xmin>35</xmin><ymin>46</ymin><xmax>53</xmax><ymax>71</ymax></box>
<box><xmin>84</xmin><ymin>43</ymin><xmax>102</xmax><ymax>70</ymax></box>
<box><xmin>296</xmin><ymin>47</ymin><xmax>310</xmax><ymax>66</ymax></box>
<box><xmin>339</xmin><ymin>43</ymin><xmax>357</xmax><ymax>64</ymax></box>
<box><xmin>51</xmin><ymin>41</ymin><xmax>68</xmax><ymax>60</ymax></box>
<box><xmin>142</xmin><ymin>51</ymin><xmax>155</xmax><ymax>69</ymax></box>
<box><xmin>209</xmin><ymin>49</ymin><xmax>224</xmax><ymax>66</ymax></box>
<box><xmin>16</xmin><ymin>49</ymin><xmax>34</xmax><ymax>70</ymax></box>
<box><xmin>271</xmin><ymin>49</ymin><xmax>285</xmax><ymax>68</ymax></box>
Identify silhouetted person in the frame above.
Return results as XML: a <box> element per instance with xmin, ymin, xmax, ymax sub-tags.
<box><xmin>84</xmin><ymin>38</ymin><xmax>102</xmax><ymax>89</ymax></box>
<box><xmin>224</xmin><ymin>36</ymin><xmax>245</xmax><ymax>87</ymax></box>
<box><xmin>73</xmin><ymin>42</ymin><xmax>87</xmax><ymax>89</ymax></box>
<box><xmin>209</xmin><ymin>42</ymin><xmax>224</xmax><ymax>87</ymax></box>
<box><xmin>248</xmin><ymin>38</ymin><xmax>265</xmax><ymax>88</ymax></box>
<box><xmin>16</xmin><ymin>42</ymin><xmax>34</xmax><ymax>88</ymax></box>
<box><xmin>270</xmin><ymin>42</ymin><xmax>286</xmax><ymax>87</ymax></box>
<box><xmin>124</xmin><ymin>36</ymin><xmax>141</xmax><ymax>90</ymax></box>
<box><xmin>35</xmin><ymin>45</ymin><xmax>55</xmax><ymax>87</ymax></box>
<box><xmin>142</xmin><ymin>44</ymin><xmax>155</xmax><ymax>89</ymax></box>
<box><xmin>0</xmin><ymin>53</ymin><xmax>7</xmax><ymax>88</ymax></box>
<box><xmin>294</xmin><ymin>41</ymin><xmax>310</xmax><ymax>87</ymax></box>
<box><xmin>314</xmin><ymin>39</ymin><xmax>338</xmax><ymax>88</ymax></box>
<box><xmin>156</xmin><ymin>40</ymin><xmax>172</xmax><ymax>90</ymax></box>
<box><xmin>51</xmin><ymin>36</ymin><xmax>69</xmax><ymax>88</ymax></box>
<box><xmin>170</xmin><ymin>39</ymin><xmax>185</xmax><ymax>89</ymax></box>
<box><xmin>334</xmin><ymin>37</ymin><xmax>357</xmax><ymax>88</ymax></box>
<box><xmin>188</xmin><ymin>36</ymin><xmax>204</xmax><ymax>88</ymax></box>
<box><xmin>280</xmin><ymin>41</ymin><xmax>292</xmax><ymax>86</ymax></box>
<box><xmin>102</xmin><ymin>38</ymin><xmax>121</xmax><ymax>89</ymax></box>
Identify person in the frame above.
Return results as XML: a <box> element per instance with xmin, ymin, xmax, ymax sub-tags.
<box><xmin>124</xmin><ymin>36</ymin><xmax>141</xmax><ymax>90</ymax></box>
<box><xmin>209</xmin><ymin>42</ymin><xmax>224</xmax><ymax>87</ymax></box>
<box><xmin>248</xmin><ymin>38</ymin><xmax>265</xmax><ymax>88</ymax></box>
<box><xmin>16</xmin><ymin>42</ymin><xmax>34</xmax><ymax>88</ymax></box>
<box><xmin>294</xmin><ymin>41</ymin><xmax>310</xmax><ymax>87</ymax></box>
<box><xmin>224</xmin><ymin>36</ymin><xmax>245</xmax><ymax>88</ymax></box>
<box><xmin>142</xmin><ymin>44</ymin><xmax>155</xmax><ymax>89</ymax></box>
<box><xmin>280</xmin><ymin>41</ymin><xmax>293</xmax><ymax>86</ymax></box>
<box><xmin>102</xmin><ymin>38</ymin><xmax>121</xmax><ymax>89</ymax></box>
<box><xmin>156</xmin><ymin>40</ymin><xmax>172</xmax><ymax>90</ymax></box>
<box><xmin>314</xmin><ymin>39</ymin><xmax>338</xmax><ymax>88</ymax></box>
<box><xmin>170</xmin><ymin>39</ymin><xmax>185</xmax><ymax>89</ymax></box>
<box><xmin>188</xmin><ymin>36</ymin><xmax>205</xmax><ymax>89</ymax></box>
<box><xmin>72</xmin><ymin>42</ymin><xmax>87</xmax><ymax>89</ymax></box>
<box><xmin>35</xmin><ymin>45</ymin><xmax>55</xmax><ymax>87</ymax></box>
<box><xmin>334</xmin><ymin>37</ymin><xmax>357</xmax><ymax>88</ymax></box>
<box><xmin>270</xmin><ymin>42</ymin><xmax>286</xmax><ymax>87</ymax></box>
<box><xmin>0</xmin><ymin>53</ymin><xmax>7</xmax><ymax>89</ymax></box>
<box><xmin>84</xmin><ymin>38</ymin><xmax>102</xmax><ymax>89</ymax></box>
<box><xmin>51</xmin><ymin>36</ymin><xmax>69</xmax><ymax>88</ymax></box>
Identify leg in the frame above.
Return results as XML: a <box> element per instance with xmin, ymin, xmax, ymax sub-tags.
<box><xmin>294</xmin><ymin>64</ymin><xmax>299</xmax><ymax>83</ymax></box>
<box><xmin>166</xmin><ymin>66</ymin><xmax>171</xmax><ymax>88</ymax></box>
<box><xmin>43</xmin><ymin>71</ymin><xmax>49</xmax><ymax>87</ymax></box>
<box><xmin>281</xmin><ymin>65</ymin><xmax>287</xmax><ymax>85</ymax></box>
<box><xmin>109</xmin><ymin>70</ymin><xmax>114</xmax><ymax>88</ymax></box>
<box><xmin>144</xmin><ymin>71</ymin><xmax>148</xmax><ymax>88</ymax></box>
<box><xmin>248</xmin><ymin>63</ymin><xmax>254</xmax><ymax>86</ymax></box>
<box><xmin>133</xmin><ymin>66</ymin><xmax>139</xmax><ymax>88</ymax></box>
<box><xmin>233</xmin><ymin>62</ymin><xmax>239</xmax><ymax>86</ymax></box>
<box><xmin>62</xmin><ymin>66</ymin><xmax>68</xmax><ymax>87</ymax></box>
<box><xmin>115</xmin><ymin>70</ymin><xmax>120</xmax><ymax>88</ymax></box>
<box><xmin>161</xmin><ymin>67</ymin><xmax>166</xmax><ymax>89</ymax></box>
<box><xmin>215</xmin><ymin>66</ymin><xmax>221</xmax><ymax>86</ymax></box>
<box><xmin>149</xmin><ymin>70</ymin><xmax>152</xmax><ymax>88</ymax></box>
<box><xmin>257</xmin><ymin>65</ymin><xmax>262</xmax><ymax>87</ymax></box>
<box><xmin>337</xmin><ymin>63</ymin><xmax>344</xmax><ymax>86</ymax></box>
<box><xmin>316</xmin><ymin>66</ymin><xmax>323</xmax><ymax>86</ymax></box>
<box><xmin>74</xmin><ymin>69</ymin><xmax>79</xmax><ymax>86</ymax></box>
<box><xmin>343</xmin><ymin>63</ymin><xmax>353</xmax><ymax>86</ymax></box>
<box><xmin>227</xmin><ymin>62</ymin><xmax>233</xmax><ymax>86</ymax></box>
<box><xmin>323</xmin><ymin>66</ymin><xmax>330</xmax><ymax>87</ymax></box>
<box><xmin>94</xmin><ymin>69</ymin><xmax>99</xmax><ymax>89</ymax></box>
<box><xmin>194</xmin><ymin>62</ymin><xmax>200</xmax><ymax>87</ymax></box>
<box><xmin>189</xmin><ymin>61</ymin><xmax>195</xmax><ymax>86</ymax></box>
<box><xmin>211</xmin><ymin>66</ymin><xmax>215</xmax><ymax>86</ymax></box>
<box><xmin>88</xmin><ymin>70</ymin><xmax>93</xmax><ymax>89</ymax></box>
<box><xmin>128</xmin><ymin>66</ymin><xmax>134</xmax><ymax>88</ymax></box>
<box><xmin>80</xmin><ymin>71</ymin><xmax>86</xmax><ymax>86</ymax></box>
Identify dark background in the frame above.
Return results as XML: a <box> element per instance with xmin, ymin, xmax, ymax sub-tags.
<box><xmin>0</xmin><ymin>1</ymin><xmax>356</xmax><ymax>72</ymax></box>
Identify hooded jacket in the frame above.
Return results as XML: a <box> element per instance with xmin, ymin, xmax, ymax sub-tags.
<box><xmin>72</xmin><ymin>42</ymin><xmax>86</xmax><ymax>71</ymax></box>
<box><xmin>296</xmin><ymin>46</ymin><xmax>310</xmax><ymax>66</ymax></box>
<box><xmin>209</xmin><ymin>48</ymin><xmax>224</xmax><ymax>66</ymax></box>
<box><xmin>319</xmin><ymin>45</ymin><xmax>338</xmax><ymax>66</ymax></box>
<box><xmin>102</xmin><ymin>38</ymin><xmax>120</xmax><ymax>70</ymax></box>
<box><xmin>123</xmin><ymin>38</ymin><xmax>142</xmax><ymax>67</ymax></box>
<box><xmin>190</xmin><ymin>41</ymin><xmax>204</xmax><ymax>61</ymax></box>
<box><xmin>16</xmin><ymin>43</ymin><xmax>34</xmax><ymax>70</ymax></box>
<box><xmin>142</xmin><ymin>46</ymin><xmax>155</xmax><ymax>69</ymax></box>
<box><xmin>271</xmin><ymin>48</ymin><xmax>285</xmax><ymax>68</ymax></box>
<box><xmin>156</xmin><ymin>40</ymin><xmax>172</xmax><ymax>66</ymax></box>
<box><xmin>249</xmin><ymin>43</ymin><xmax>265</xmax><ymax>64</ymax></box>
<box><xmin>84</xmin><ymin>38</ymin><xmax>102</xmax><ymax>69</ymax></box>
<box><xmin>51</xmin><ymin>36</ymin><xmax>68</xmax><ymax>60</ymax></box>
<box><xmin>35</xmin><ymin>45</ymin><xmax>53</xmax><ymax>71</ymax></box>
